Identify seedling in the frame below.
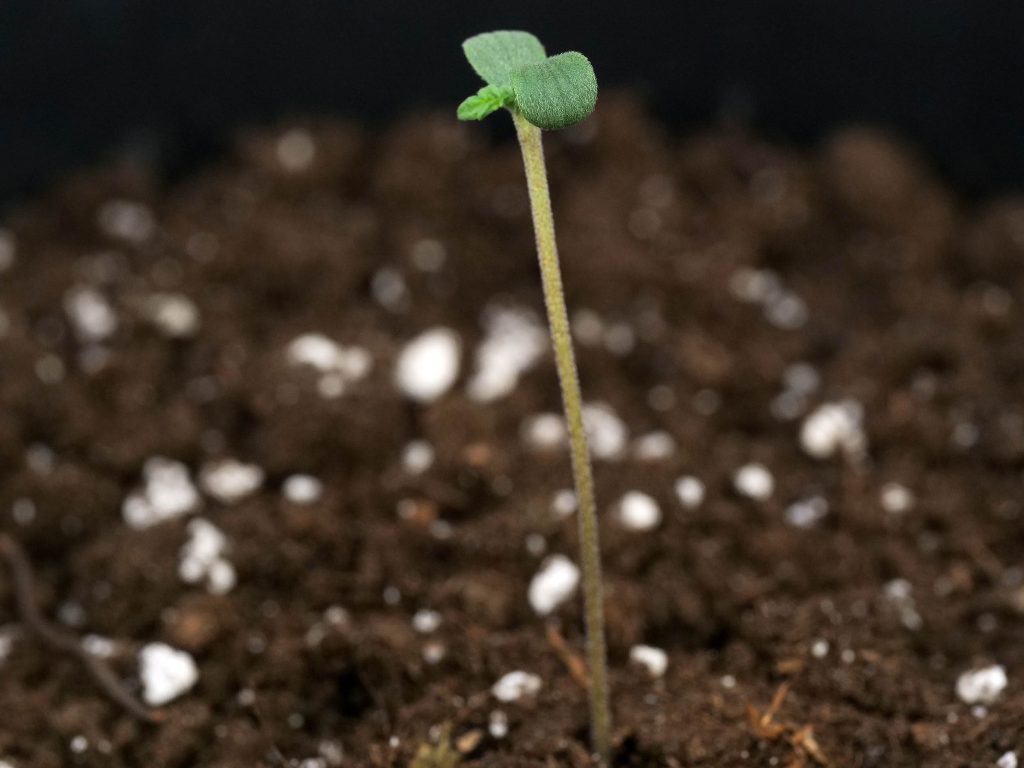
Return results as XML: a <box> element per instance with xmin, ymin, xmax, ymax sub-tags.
<box><xmin>457</xmin><ymin>31</ymin><xmax>610</xmax><ymax>763</ymax></box>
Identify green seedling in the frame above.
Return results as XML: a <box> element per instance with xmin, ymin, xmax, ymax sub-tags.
<box><xmin>457</xmin><ymin>31</ymin><xmax>610</xmax><ymax>763</ymax></box>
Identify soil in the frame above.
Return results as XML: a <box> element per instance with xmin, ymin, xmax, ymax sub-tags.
<box><xmin>1</xmin><ymin>95</ymin><xmax>1023</xmax><ymax>768</ymax></box>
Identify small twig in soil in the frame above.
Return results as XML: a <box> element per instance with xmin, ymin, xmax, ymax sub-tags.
<box><xmin>746</xmin><ymin>683</ymin><xmax>830</xmax><ymax>767</ymax></box>
<box><xmin>789</xmin><ymin>725</ymin><xmax>829</xmax><ymax>767</ymax></box>
<box><xmin>546</xmin><ymin>624</ymin><xmax>589</xmax><ymax>689</ymax></box>
<box><xmin>0</xmin><ymin>533</ymin><xmax>163</xmax><ymax>724</ymax></box>
<box><xmin>747</xmin><ymin>682</ymin><xmax>790</xmax><ymax>741</ymax></box>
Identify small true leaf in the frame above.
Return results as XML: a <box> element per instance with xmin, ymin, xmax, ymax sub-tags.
<box><xmin>462</xmin><ymin>31</ymin><xmax>546</xmax><ymax>87</ymax></box>
<box><xmin>457</xmin><ymin>85</ymin><xmax>516</xmax><ymax>121</ymax></box>
<box><xmin>511</xmin><ymin>52</ymin><xmax>598</xmax><ymax>131</ymax></box>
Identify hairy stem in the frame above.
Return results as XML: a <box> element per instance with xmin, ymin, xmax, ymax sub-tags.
<box><xmin>512</xmin><ymin>109</ymin><xmax>611</xmax><ymax>764</ymax></box>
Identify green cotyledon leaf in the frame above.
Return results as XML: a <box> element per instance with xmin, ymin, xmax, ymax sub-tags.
<box><xmin>457</xmin><ymin>84</ymin><xmax>516</xmax><ymax>121</ymax></box>
<box><xmin>462</xmin><ymin>31</ymin><xmax>546</xmax><ymax>87</ymax></box>
<box><xmin>510</xmin><ymin>51</ymin><xmax>598</xmax><ymax>130</ymax></box>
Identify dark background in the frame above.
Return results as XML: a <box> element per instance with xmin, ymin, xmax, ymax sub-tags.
<box><xmin>2</xmin><ymin>0</ymin><xmax>1023</xmax><ymax>208</ymax></box>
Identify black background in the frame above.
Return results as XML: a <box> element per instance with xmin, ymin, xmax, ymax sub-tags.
<box><xmin>2</xmin><ymin>0</ymin><xmax>1022</xmax><ymax>208</ymax></box>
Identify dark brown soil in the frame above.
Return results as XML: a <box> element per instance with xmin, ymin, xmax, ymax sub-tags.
<box><xmin>1</xmin><ymin>96</ymin><xmax>1023</xmax><ymax>767</ymax></box>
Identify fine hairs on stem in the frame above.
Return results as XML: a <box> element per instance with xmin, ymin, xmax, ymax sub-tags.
<box><xmin>512</xmin><ymin>110</ymin><xmax>611</xmax><ymax>761</ymax></box>
<box><xmin>457</xmin><ymin>31</ymin><xmax>610</xmax><ymax>763</ymax></box>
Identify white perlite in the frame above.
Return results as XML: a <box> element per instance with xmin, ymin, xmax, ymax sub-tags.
<box><xmin>884</xmin><ymin>578</ymin><xmax>922</xmax><ymax>631</ymax></box>
<box><xmin>616</xmin><ymin>491</ymin><xmax>662</xmax><ymax>531</ymax></box>
<box><xmin>629</xmin><ymin>645</ymin><xmax>668</xmax><ymax>678</ymax></box>
<box><xmin>730</xmin><ymin>267</ymin><xmax>782</xmax><ymax>304</ymax></box>
<box><xmin>583</xmin><ymin>403</ymin><xmax>628</xmax><ymax>459</ymax></box>
<box><xmin>783</xmin><ymin>362</ymin><xmax>821</xmax><ymax>396</ymax></box>
<box><xmin>288</xmin><ymin>334</ymin><xmax>344</xmax><ymax>371</ymax></box>
<box><xmin>765</xmin><ymin>292</ymin><xmax>808</xmax><ymax>330</ymax></box>
<box><xmin>139</xmin><ymin>643</ymin><xmax>198</xmax><ymax>706</ymax></box>
<box><xmin>423</xmin><ymin>640</ymin><xmax>446</xmax><ymax>665</ymax></box>
<box><xmin>528</xmin><ymin>554</ymin><xmax>580</xmax><ymax>616</ymax></box>
<box><xmin>998</xmin><ymin>752</ymin><xmax>1018</xmax><ymax>768</ymax></box>
<box><xmin>401</xmin><ymin>441</ymin><xmax>435</xmax><ymax>475</ymax></box>
<box><xmin>64</xmin><ymin>286</ymin><xmax>118</xmax><ymax>342</ymax></box>
<box><xmin>951</xmin><ymin>421</ymin><xmax>980</xmax><ymax>449</ymax></box>
<box><xmin>411</xmin><ymin>609</ymin><xmax>442</xmax><ymax>634</ymax></box>
<box><xmin>394</xmin><ymin>327</ymin><xmax>461</xmax><ymax>403</ymax></box>
<box><xmin>318</xmin><ymin>741</ymin><xmax>345</xmax><ymax>767</ymax></box>
<box><xmin>200</xmin><ymin>459</ymin><xmax>264</xmax><ymax>504</ymax></box>
<box><xmin>525</xmin><ymin>533</ymin><xmax>546</xmax><ymax>556</ymax></box>
<box><xmin>276</xmin><ymin>129</ymin><xmax>316</xmax><ymax>172</ymax></box>
<box><xmin>122</xmin><ymin>458</ymin><xmax>201</xmax><ymax>529</ymax></box>
<box><xmin>97</xmin><ymin>199</ymin><xmax>156</xmax><ymax>243</ymax></box>
<box><xmin>728</xmin><ymin>267</ymin><xmax>808</xmax><ymax>330</ymax></box>
<box><xmin>880</xmin><ymin>482</ymin><xmax>915</xmax><ymax>514</ymax></box>
<box><xmin>675</xmin><ymin>476</ymin><xmax>705</xmax><ymax>509</ymax></box>
<box><xmin>571</xmin><ymin>308</ymin><xmax>605</xmax><ymax>346</ymax></box>
<box><xmin>142</xmin><ymin>293</ymin><xmax>200</xmax><ymax>338</ymax></box>
<box><xmin>370</xmin><ymin>268</ymin><xmax>408</xmax><ymax>311</ymax></box>
<box><xmin>488</xmin><ymin>709</ymin><xmax>509</xmax><ymax>739</ymax></box>
<box><xmin>772</xmin><ymin>389</ymin><xmax>810</xmax><ymax>421</ymax></box>
<box><xmin>520</xmin><ymin>403</ymin><xmax>628</xmax><ymax>460</ymax></box>
<box><xmin>956</xmin><ymin>665</ymin><xmax>1007</xmax><ymax>705</ymax></box>
<box><xmin>286</xmin><ymin>334</ymin><xmax>372</xmax><ymax>398</ymax></box>
<box><xmin>734</xmin><ymin>463</ymin><xmax>774</xmax><ymax>500</ymax></box>
<box><xmin>283</xmin><ymin>474</ymin><xmax>323</xmax><ymax>504</ymax></box>
<box><xmin>411</xmin><ymin>238</ymin><xmax>447</xmax><ymax>272</ymax></box>
<box><xmin>800</xmin><ymin>401</ymin><xmax>867</xmax><ymax>460</ymax></box>
<box><xmin>632</xmin><ymin>431</ymin><xmax>677</xmax><ymax>461</ymax></box>
<box><xmin>550</xmin><ymin>489</ymin><xmax>577</xmax><ymax>519</ymax></box>
<box><xmin>491</xmin><ymin>671</ymin><xmax>542</xmax><ymax>702</ymax></box>
<box><xmin>11</xmin><ymin>497</ymin><xmax>36</xmax><ymax>526</ymax></box>
<box><xmin>26</xmin><ymin>444</ymin><xmax>56</xmax><ymax>475</ymax></box>
<box><xmin>603</xmin><ymin>321</ymin><xmax>635</xmax><ymax>355</ymax></box>
<box><xmin>36</xmin><ymin>355</ymin><xmax>65</xmax><ymax>384</ymax></box>
<box><xmin>179</xmin><ymin>519</ymin><xmax>236</xmax><ymax>595</ymax></box>
<box><xmin>82</xmin><ymin>634</ymin><xmax>116</xmax><ymax>658</ymax></box>
<box><xmin>467</xmin><ymin>306</ymin><xmax>546</xmax><ymax>402</ymax></box>
<box><xmin>521</xmin><ymin>413</ymin><xmax>566</xmax><ymax>450</ymax></box>
<box><xmin>784</xmin><ymin>496</ymin><xmax>829</xmax><ymax>529</ymax></box>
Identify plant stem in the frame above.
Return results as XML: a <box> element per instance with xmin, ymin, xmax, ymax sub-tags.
<box><xmin>512</xmin><ymin>109</ymin><xmax>611</xmax><ymax>764</ymax></box>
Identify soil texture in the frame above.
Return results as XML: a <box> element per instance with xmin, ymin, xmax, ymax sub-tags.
<box><xmin>1</xmin><ymin>96</ymin><xmax>1023</xmax><ymax>766</ymax></box>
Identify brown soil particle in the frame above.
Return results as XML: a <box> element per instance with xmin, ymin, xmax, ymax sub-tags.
<box><xmin>1</xmin><ymin>95</ymin><xmax>1024</xmax><ymax>766</ymax></box>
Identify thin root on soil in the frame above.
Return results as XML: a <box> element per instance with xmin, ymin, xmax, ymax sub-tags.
<box><xmin>0</xmin><ymin>533</ymin><xmax>163</xmax><ymax>724</ymax></box>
